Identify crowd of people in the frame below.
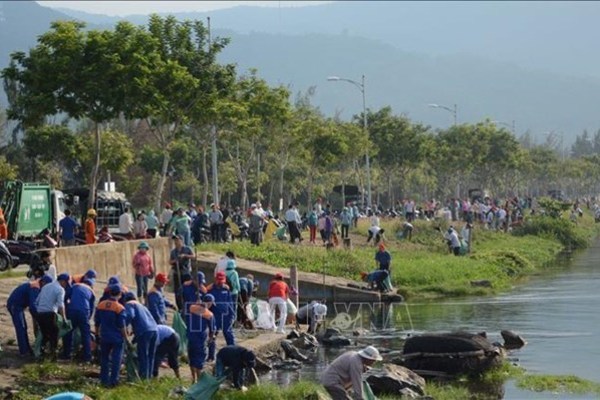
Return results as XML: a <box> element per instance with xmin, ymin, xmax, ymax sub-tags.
<box><xmin>6</xmin><ymin>234</ymin><xmax>332</xmax><ymax>390</ymax></box>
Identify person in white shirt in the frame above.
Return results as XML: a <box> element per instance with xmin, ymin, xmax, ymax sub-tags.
<box><xmin>296</xmin><ymin>301</ymin><xmax>327</xmax><ymax>334</ymax></box>
<box><xmin>444</xmin><ymin>227</ymin><xmax>461</xmax><ymax>255</ymax></box>
<box><xmin>160</xmin><ymin>203</ymin><xmax>174</xmax><ymax>236</ymax></box>
<box><xmin>366</xmin><ymin>225</ymin><xmax>385</xmax><ymax>245</ymax></box>
<box><xmin>284</xmin><ymin>204</ymin><xmax>303</xmax><ymax>243</ymax></box>
<box><xmin>118</xmin><ymin>207</ymin><xmax>133</xmax><ymax>238</ymax></box>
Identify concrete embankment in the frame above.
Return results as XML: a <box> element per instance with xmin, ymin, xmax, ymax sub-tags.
<box><xmin>51</xmin><ymin>239</ymin><xmax>384</xmax><ymax>303</ymax></box>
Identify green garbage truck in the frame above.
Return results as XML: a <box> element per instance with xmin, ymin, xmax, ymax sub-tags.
<box><xmin>0</xmin><ymin>181</ymin><xmax>65</xmax><ymax>240</ymax></box>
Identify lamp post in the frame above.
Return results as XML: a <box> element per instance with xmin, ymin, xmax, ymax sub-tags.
<box><xmin>492</xmin><ymin>120</ymin><xmax>516</xmax><ymax>135</ymax></box>
<box><xmin>327</xmin><ymin>74</ymin><xmax>372</xmax><ymax>210</ymax></box>
<box><xmin>428</xmin><ymin>103</ymin><xmax>458</xmax><ymax>126</ymax></box>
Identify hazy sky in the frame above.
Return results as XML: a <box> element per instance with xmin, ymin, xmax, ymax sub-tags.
<box><xmin>37</xmin><ymin>1</ymin><xmax>331</xmax><ymax>16</ymax></box>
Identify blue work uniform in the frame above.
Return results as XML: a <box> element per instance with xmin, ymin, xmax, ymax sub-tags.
<box><xmin>98</xmin><ymin>284</ymin><xmax>130</xmax><ymax>304</ymax></box>
<box><xmin>179</xmin><ymin>280</ymin><xmax>204</xmax><ymax>315</ymax></box>
<box><xmin>63</xmin><ymin>282</ymin><xmax>95</xmax><ymax>361</ymax></box>
<box><xmin>124</xmin><ymin>300</ymin><xmax>158</xmax><ymax>380</ymax></box>
<box><xmin>186</xmin><ymin>303</ymin><xmax>214</xmax><ymax>369</ymax></box>
<box><xmin>153</xmin><ymin>325</ymin><xmax>180</xmax><ymax>377</ymax></box>
<box><xmin>95</xmin><ymin>299</ymin><xmax>126</xmax><ymax>387</ymax></box>
<box><xmin>206</xmin><ymin>283</ymin><xmax>235</xmax><ymax>360</ymax></box>
<box><xmin>7</xmin><ymin>280</ymin><xmax>41</xmax><ymax>355</ymax></box>
<box><xmin>215</xmin><ymin>345</ymin><xmax>256</xmax><ymax>389</ymax></box>
<box><xmin>147</xmin><ymin>286</ymin><xmax>174</xmax><ymax>325</ymax></box>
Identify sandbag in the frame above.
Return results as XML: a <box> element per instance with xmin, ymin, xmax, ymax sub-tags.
<box><xmin>184</xmin><ymin>372</ymin><xmax>226</xmax><ymax>400</ymax></box>
<box><xmin>172</xmin><ymin>311</ymin><xmax>188</xmax><ymax>356</ymax></box>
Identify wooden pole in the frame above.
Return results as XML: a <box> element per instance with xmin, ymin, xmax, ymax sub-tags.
<box><xmin>290</xmin><ymin>264</ymin><xmax>299</xmax><ymax>307</ymax></box>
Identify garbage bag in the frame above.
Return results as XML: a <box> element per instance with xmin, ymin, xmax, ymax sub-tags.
<box><xmin>184</xmin><ymin>372</ymin><xmax>226</xmax><ymax>400</ymax></box>
<box><xmin>33</xmin><ymin>333</ymin><xmax>43</xmax><ymax>358</ymax></box>
<box><xmin>172</xmin><ymin>311</ymin><xmax>188</xmax><ymax>356</ymax></box>
<box><xmin>57</xmin><ymin>314</ymin><xmax>72</xmax><ymax>338</ymax></box>
<box><xmin>254</xmin><ymin>299</ymin><xmax>275</xmax><ymax>330</ymax></box>
<box><xmin>363</xmin><ymin>380</ymin><xmax>379</xmax><ymax>400</ymax></box>
<box><xmin>125</xmin><ymin>343</ymin><xmax>140</xmax><ymax>382</ymax></box>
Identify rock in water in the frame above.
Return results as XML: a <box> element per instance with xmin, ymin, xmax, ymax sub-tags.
<box><xmin>281</xmin><ymin>340</ymin><xmax>309</xmax><ymax>362</ymax></box>
<box><xmin>287</xmin><ymin>329</ymin><xmax>301</xmax><ymax>339</ymax></box>
<box><xmin>273</xmin><ymin>359</ymin><xmax>303</xmax><ymax>370</ymax></box>
<box><xmin>293</xmin><ymin>333</ymin><xmax>319</xmax><ymax>350</ymax></box>
<box><xmin>321</xmin><ymin>335</ymin><xmax>352</xmax><ymax>347</ymax></box>
<box><xmin>247</xmin><ymin>368</ymin><xmax>260</xmax><ymax>386</ymax></box>
<box><xmin>365</xmin><ymin>364</ymin><xmax>426</xmax><ymax>397</ymax></box>
<box><xmin>253</xmin><ymin>356</ymin><xmax>272</xmax><ymax>374</ymax></box>
<box><xmin>324</xmin><ymin>327</ymin><xmax>341</xmax><ymax>339</ymax></box>
<box><xmin>501</xmin><ymin>330</ymin><xmax>527</xmax><ymax>349</ymax></box>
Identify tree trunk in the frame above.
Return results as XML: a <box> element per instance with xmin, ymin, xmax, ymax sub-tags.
<box><xmin>154</xmin><ymin>152</ymin><xmax>170</xmax><ymax>214</ymax></box>
<box><xmin>278</xmin><ymin>165</ymin><xmax>285</xmax><ymax>213</ymax></box>
<box><xmin>306</xmin><ymin>170</ymin><xmax>314</xmax><ymax>211</ymax></box>
<box><xmin>388</xmin><ymin>174</ymin><xmax>393</xmax><ymax>210</ymax></box>
<box><xmin>202</xmin><ymin>147</ymin><xmax>208</xmax><ymax>209</ymax></box>
<box><xmin>241</xmin><ymin>178</ymin><xmax>248</xmax><ymax>211</ymax></box>
<box><xmin>88</xmin><ymin>122</ymin><xmax>101</xmax><ymax>209</ymax></box>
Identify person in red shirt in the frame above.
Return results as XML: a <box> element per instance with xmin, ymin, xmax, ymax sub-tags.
<box><xmin>268</xmin><ymin>272</ymin><xmax>289</xmax><ymax>334</ymax></box>
<box><xmin>132</xmin><ymin>241</ymin><xmax>154</xmax><ymax>302</ymax></box>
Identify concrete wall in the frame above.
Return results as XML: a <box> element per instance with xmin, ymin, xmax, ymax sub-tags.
<box><xmin>194</xmin><ymin>251</ymin><xmax>382</xmax><ymax>304</ymax></box>
<box><xmin>51</xmin><ymin>242</ymin><xmax>385</xmax><ymax>304</ymax></box>
<box><xmin>53</xmin><ymin>238</ymin><xmax>172</xmax><ymax>286</ymax></box>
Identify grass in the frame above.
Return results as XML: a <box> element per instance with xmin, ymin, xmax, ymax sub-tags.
<box><xmin>198</xmin><ymin>212</ymin><xmax>597</xmax><ymax>300</ymax></box>
<box><xmin>516</xmin><ymin>374</ymin><xmax>600</xmax><ymax>395</ymax></box>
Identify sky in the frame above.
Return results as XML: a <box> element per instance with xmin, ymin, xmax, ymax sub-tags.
<box><xmin>37</xmin><ymin>1</ymin><xmax>331</xmax><ymax>16</ymax></box>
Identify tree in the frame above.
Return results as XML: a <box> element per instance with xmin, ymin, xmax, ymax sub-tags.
<box><xmin>2</xmin><ymin>20</ymin><xmax>156</xmax><ymax>207</ymax></box>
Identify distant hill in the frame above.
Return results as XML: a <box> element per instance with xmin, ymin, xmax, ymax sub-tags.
<box><xmin>2</xmin><ymin>1</ymin><xmax>600</xmax><ymax>142</ymax></box>
<box><xmin>52</xmin><ymin>1</ymin><xmax>600</xmax><ymax>80</ymax></box>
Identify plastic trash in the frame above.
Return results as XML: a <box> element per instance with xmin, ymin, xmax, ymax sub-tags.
<box><xmin>172</xmin><ymin>311</ymin><xmax>188</xmax><ymax>356</ymax></box>
<box><xmin>184</xmin><ymin>372</ymin><xmax>226</xmax><ymax>400</ymax></box>
<box><xmin>254</xmin><ymin>299</ymin><xmax>275</xmax><ymax>330</ymax></box>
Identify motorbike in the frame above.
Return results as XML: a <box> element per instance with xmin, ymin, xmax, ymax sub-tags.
<box><xmin>0</xmin><ymin>240</ymin><xmax>18</xmax><ymax>271</ymax></box>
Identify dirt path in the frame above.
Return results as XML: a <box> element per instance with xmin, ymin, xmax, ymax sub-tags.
<box><xmin>0</xmin><ymin>274</ymin><xmax>282</xmax><ymax>391</ymax></box>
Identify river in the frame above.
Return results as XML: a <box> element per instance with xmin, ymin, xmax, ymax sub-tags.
<box><xmin>264</xmin><ymin>239</ymin><xmax>600</xmax><ymax>399</ymax></box>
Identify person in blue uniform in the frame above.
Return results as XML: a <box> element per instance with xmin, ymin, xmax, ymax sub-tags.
<box><xmin>7</xmin><ymin>275</ymin><xmax>49</xmax><ymax>355</ymax></box>
<box><xmin>62</xmin><ymin>277</ymin><xmax>96</xmax><ymax>361</ymax></box>
<box><xmin>94</xmin><ymin>284</ymin><xmax>128</xmax><ymax>387</ymax></box>
<box><xmin>186</xmin><ymin>294</ymin><xmax>215</xmax><ymax>383</ymax></box>
<box><xmin>98</xmin><ymin>276</ymin><xmax>129</xmax><ymax>304</ymax></box>
<box><xmin>206</xmin><ymin>271</ymin><xmax>235</xmax><ymax>361</ymax></box>
<box><xmin>147</xmin><ymin>273</ymin><xmax>176</xmax><ymax>324</ymax></box>
<box><xmin>360</xmin><ymin>270</ymin><xmax>390</xmax><ymax>292</ymax></box>
<box><xmin>153</xmin><ymin>325</ymin><xmax>181</xmax><ymax>378</ymax></box>
<box><xmin>178</xmin><ymin>272</ymin><xmax>207</xmax><ymax>315</ymax></box>
<box><xmin>215</xmin><ymin>345</ymin><xmax>256</xmax><ymax>390</ymax></box>
<box><xmin>122</xmin><ymin>292</ymin><xmax>158</xmax><ymax>380</ymax></box>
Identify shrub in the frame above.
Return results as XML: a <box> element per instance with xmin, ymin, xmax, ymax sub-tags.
<box><xmin>513</xmin><ymin>216</ymin><xmax>587</xmax><ymax>249</ymax></box>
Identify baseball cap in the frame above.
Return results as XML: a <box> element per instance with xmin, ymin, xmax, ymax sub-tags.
<box><xmin>155</xmin><ymin>272</ymin><xmax>169</xmax><ymax>283</ymax></box>
<box><xmin>215</xmin><ymin>271</ymin><xmax>226</xmax><ymax>283</ymax></box>
<box><xmin>108</xmin><ymin>284</ymin><xmax>122</xmax><ymax>296</ymax></box>
<box><xmin>197</xmin><ymin>272</ymin><xmax>206</xmax><ymax>284</ymax></box>
<box><xmin>203</xmin><ymin>294</ymin><xmax>215</xmax><ymax>303</ymax></box>
<box><xmin>85</xmin><ymin>269</ymin><xmax>97</xmax><ymax>279</ymax></box>
<box><xmin>40</xmin><ymin>275</ymin><xmax>53</xmax><ymax>285</ymax></box>
<box><xmin>108</xmin><ymin>276</ymin><xmax>120</xmax><ymax>285</ymax></box>
<box><xmin>57</xmin><ymin>273</ymin><xmax>70</xmax><ymax>282</ymax></box>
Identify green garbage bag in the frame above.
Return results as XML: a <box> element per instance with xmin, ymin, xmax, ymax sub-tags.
<box><xmin>363</xmin><ymin>380</ymin><xmax>379</xmax><ymax>400</ymax></box>
<box><xmin>172</xmin><ymin>311</ymin><xmax>188</xmax><ymax>356</ymax></box>
<box><xmin>57</xmin><ymin>314</ymin><xmax>72</xmax><ymax>338</ymax></box>
<box><xmin>184</xmin><ymin>372</ymin><xmax>226</xmax><ymax>400</ymax></box>
<box><xmin>33</xmin><ymin>333</ymin><xmax>43</xmax><ymax>358</ymax></box>
<box><xmin>125</xmin><ymin>343</ymin><xmax>140</xmax><ymax>382</ymax></box>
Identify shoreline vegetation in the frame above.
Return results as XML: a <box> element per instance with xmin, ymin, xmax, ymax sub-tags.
<box><xmin>9</xmin><ymin>209</ymin><xmax>600</xmax><ymax>399</ymax></box>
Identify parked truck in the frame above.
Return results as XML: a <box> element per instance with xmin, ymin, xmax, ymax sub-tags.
<box><xmin>0</xmin><ymin>180</ymin><xmax>65</xmax><ymax>240</ymax></box>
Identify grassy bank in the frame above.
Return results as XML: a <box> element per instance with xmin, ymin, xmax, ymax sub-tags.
<box><xmin>199</xmin><ymin>211</ymin><xmax>598</xmax><ymax>300</ymax></box>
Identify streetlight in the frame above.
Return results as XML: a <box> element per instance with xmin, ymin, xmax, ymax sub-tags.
<box><xmin>428</xmin><ymin>103</ymin><xmax>457</xmax><ymax>126</ymax></box>
<box><xmin>492</xmin><ymin>120</ymin><xmax>516</xmax><ymax>135</ymax></box>
<box><xmin>327</xmin><ymin>74</ymin><xmax>372</xmax><ymax>210</ymax></box>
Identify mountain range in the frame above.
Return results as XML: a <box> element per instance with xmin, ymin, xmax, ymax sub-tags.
<box><xmin>2</xmin><ymin>1</ymin><xmax>600</xmax><ymax>143</ymax></box>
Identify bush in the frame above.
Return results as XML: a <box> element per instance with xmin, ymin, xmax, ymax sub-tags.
<box><xmin>513</xmin><ymin>216</ymin><xmax>587</xmax><ymax>249</ymax></box>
